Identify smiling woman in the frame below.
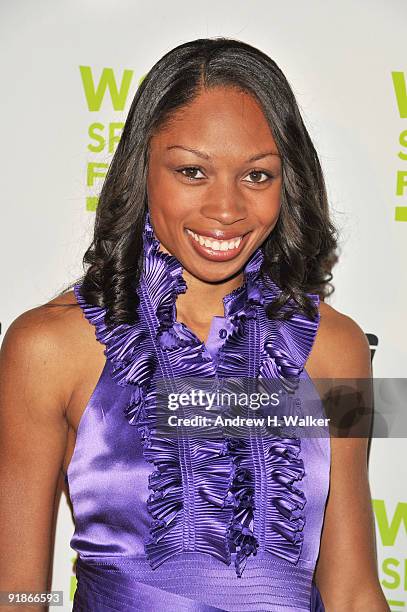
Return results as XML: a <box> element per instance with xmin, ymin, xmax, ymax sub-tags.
<box><xmin>0</xmin><ymin>37</ymin><xmax>389</xmax><ymax>612</ymax></box>
<box><xmin>146</xmin><ymin>85</ymin><xmax>284</xmax><ymax>333</ymax></box>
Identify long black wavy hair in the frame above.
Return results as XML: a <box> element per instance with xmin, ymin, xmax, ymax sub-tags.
<box><xmin>75</xmin><ymin>37</ymin><xmax>338</xmax><ymax>327</ymax></box>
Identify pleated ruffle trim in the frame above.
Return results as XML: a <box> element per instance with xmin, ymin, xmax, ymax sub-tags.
<box><xmin>73</xmin><ymin>212</ymin><xmax>320</xmax><ymax>577</ymax></box>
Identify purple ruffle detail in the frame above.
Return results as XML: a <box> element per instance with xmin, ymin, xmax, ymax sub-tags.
<box><xmin>133</xmin><ymin>215</ymin><xmax>265</xmax><ymax>574</ymax></box>
<box><xmin>140</xmin><ymin>390</ymin><xmax>234</xmax><ymax>569</ymax></box>
<box><xmin>73</xmin><ymin>210</ymin><xmax>321</xmax><ymax>577</ymax></box>
<box><xmin>220</xmin><ymin>437</ymin><xmax>258</xmax><ymax>577</ymax></box>
<box><xmin>257</xmin><ymin>282</ymin><xmax>320</xmax><ymax>565</ymax></box>
<box><xmin>141</xmin><ymin>217</ymin><xmax>190</xmax><ymax>351</ymax></box>
<box><xmin>72</xmin><ymin>285</ymin><xmax>156</xmax><ymax>426</ymax></box>
<box><xmin>264</xmin><ymin>436</ymin><xmax>307</xmax><ymax>562</ymax></box>
<box><xmin>214</xmin><ymin>278</ymin><xmax>261</xmax><ymax>576</ymax></box>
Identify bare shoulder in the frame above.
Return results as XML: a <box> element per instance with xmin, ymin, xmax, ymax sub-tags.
<box><xmin>307</xmin><ymin>300</ymin><xmax>372</xmax><ymax>379</ymax></box>
<box><xmin>1</xmin><ymin>289</ymin><xmax>91</xmax><ymax>360</ymax></box>
<box><xmin>0</xmin><ymin>289</ymin><xmax>100</xmax><ymax>413</ymax></box>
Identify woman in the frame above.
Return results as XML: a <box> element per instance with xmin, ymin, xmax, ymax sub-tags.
<box><xmin>0</xmin><ymin>38</ymin><xmax>388</xmax><ymax>611</ymax></box>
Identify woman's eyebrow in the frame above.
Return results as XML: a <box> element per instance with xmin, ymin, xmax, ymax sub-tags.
<box><xmin>166</xmin><ymin>145</ymin><xmax>280</xmax><ymax>162</ymax></box>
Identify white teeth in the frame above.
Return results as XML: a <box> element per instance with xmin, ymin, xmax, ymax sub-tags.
<box><xmin>186</xmin><ymin>229</ymin><xmax>243</xmax><ymax>252</ymax></box>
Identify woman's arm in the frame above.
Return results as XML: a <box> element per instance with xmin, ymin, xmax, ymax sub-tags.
<box><xmin>0</xmin><ymin>307</ymin><xmax>71</xmax><ymax>610</ymax></box>
<box><xmin>314</xmin><ymin>304</ymin><xmax>389</xmax><ymax>611</ymax></box>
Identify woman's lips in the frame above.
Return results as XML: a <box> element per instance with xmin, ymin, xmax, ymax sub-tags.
<box><xmin>185</xmin><ymin>228</ymin><xmax>250</xmax><ymax>262</ymax></box>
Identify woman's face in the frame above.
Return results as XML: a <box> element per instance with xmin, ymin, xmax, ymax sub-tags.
<box><xmin>147</xmin><ymin>85</ymin><xmax>282</xmax><ymax>283</ymax></box>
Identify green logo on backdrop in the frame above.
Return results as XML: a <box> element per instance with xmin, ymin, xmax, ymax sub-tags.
<box><xmin>373</xmin><ymin>499</ymin><xmax>407</xmax><ymax>546</ymax></box>
<box><xmin>80</xmin><ymin>66</ymin><xmax>134</xmax><ymax>112</ymax></box>
<box><xmin>373</xmin><ymin>499</ymin><xmax>407</xmax><ymax>606</ymax></box>
<box><xmin>80</xmin><ymin>66</ymin><xmax>145</xmax><ymax>211</ymax></box>
<box><xmin>392</xmin><ymin>71</ymin><xmax>407</xmax><ymax>221</ymax></box>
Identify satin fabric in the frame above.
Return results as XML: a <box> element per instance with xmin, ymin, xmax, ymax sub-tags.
<box><xmin>72</xmin><ymin>553</ymin><xmax>325</xmax><ymax>611</ymax></box>
<box><xmin>67</xmin><ymin>213</ymin><xmax>330</xmax><ymax>611</ymax></box>
<box><xmin>67</xmin><ymin>362</ymin><xmax>328</xmax><ymax>611</ymax></box>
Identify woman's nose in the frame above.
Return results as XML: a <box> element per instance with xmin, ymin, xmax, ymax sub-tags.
<box><xmin>200</xmin><ymin>179</ymin><xmax>248</xmax><ymax>225</ymax></box>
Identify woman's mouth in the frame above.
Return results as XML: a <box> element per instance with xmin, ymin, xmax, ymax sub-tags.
<box><xmin>185</xmin><ymin>228</ymin><xmax>249</xmax><ymax>262</ymax></box>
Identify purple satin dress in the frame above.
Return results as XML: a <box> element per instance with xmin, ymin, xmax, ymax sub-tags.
<box><xmin>67</xmin><ymin>214</ymin><xmax>330</xmax><ymax>611</ymax></box>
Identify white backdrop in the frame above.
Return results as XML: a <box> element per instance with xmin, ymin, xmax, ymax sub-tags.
<box><xmin>1</xmin><ymin>1</ymin><xmax>406</xmax><ymax>609</ymax></box>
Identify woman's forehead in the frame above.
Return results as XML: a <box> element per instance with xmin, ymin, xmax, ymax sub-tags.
<box><xmin>150</xmin><ymin>86</ymin><xmax>279</xmax><ymax>158</ymax></box>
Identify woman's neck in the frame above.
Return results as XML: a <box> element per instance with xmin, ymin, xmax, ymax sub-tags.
<box><xmin>175</xmin><ymin>268</ymin><xmax>245</xmax><ymax>328</ymax></box>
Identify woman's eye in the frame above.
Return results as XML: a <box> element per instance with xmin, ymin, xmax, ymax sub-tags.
<box><xmin>243</xmin><ymin>170</ymin><xmax>272</xmax><ymax>184</ymax></box>
<box><xmin>176</xmin><ymin>167</ymin><xmax>272</xmax><ymax>183</ymax></box>
<box><xmin>177</xmin><ymin>167</ymin><xmax>205</xmax><ymax>180</ymax></box>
